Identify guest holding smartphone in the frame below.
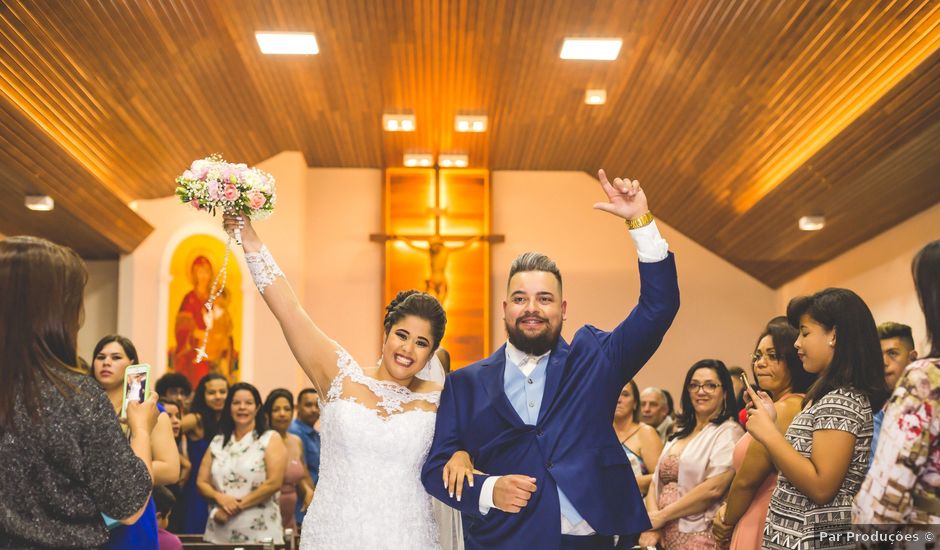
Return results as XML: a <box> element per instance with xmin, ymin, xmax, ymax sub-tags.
<box><xmin>91</xmin><ymin>335</ymin><xmax>180</xmax><ymax>550</ymax></box>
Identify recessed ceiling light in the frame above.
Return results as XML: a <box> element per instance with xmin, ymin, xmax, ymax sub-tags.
<box><xmin>439</xmin><ymin>154</ymin><xmax>469</xmax><ymax>168</ymax></box>
<box><xmin>255</xmin><ymin>32</ymin><xmax>319</xmax><ymax>55</ymax></box>
<box><xmin>585</xmin><ymin>89</ymin><xmax>607</xmax><ymax>105</ymax></box>
<box><xmin>384</xmin><ymin>113</ymin><xmax>416</xmax><ymax>132</ymax></box>
<box><xmin>560</xmin><ymin>38</ymin><xmax>622</xmax><ymax>61</ymax></box>
<box><xmin>403</xmin><ymin>153</ymin><xmax>434</xmax><ymax>167</ymax></box>
<box><xmin>455</xmin><ymin>115</ymin><xmax>487</xmax><ymax>133</ymax></box>
<box><xmin>25</xmin><ymin>195</ymin><xmax>54</xmax><ymax>211</ymax></box>
<box><xmin>798</xmin><ymin>215</ymin><xmax>826</xmax><ymax>231</ymax></box>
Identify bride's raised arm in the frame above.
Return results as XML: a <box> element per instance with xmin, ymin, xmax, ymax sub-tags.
<box><xmin>223</xmin><ymin>214</ymin><xmax>339</xmax><ymax>393</ymax></box>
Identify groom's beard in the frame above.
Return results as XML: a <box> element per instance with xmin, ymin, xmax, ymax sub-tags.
<box><xmin>505</xmin><ymin>315</ymin><xmax>563</xmax><ymax>356</ymax></box>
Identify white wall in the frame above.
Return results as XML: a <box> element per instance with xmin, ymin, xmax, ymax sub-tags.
<box><xmin>776</xmin><ymin>201</ymin><xmax>940</xmax><ymax>354</ymax></box>
<box><xmin>78</xmin><ymin>260</ymin><xmax>119</xmax><ymax>359</ymax></box>
<box><xmin>490</xmin><ymin>171</ymin><xmax>779</xmax><ymax>400</ymax></box>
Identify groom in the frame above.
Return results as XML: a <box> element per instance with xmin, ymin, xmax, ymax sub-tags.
<box><xmin>422</xmin><ymin>170</ymin><xmax>680</xmax><ymax>549</ymax></box>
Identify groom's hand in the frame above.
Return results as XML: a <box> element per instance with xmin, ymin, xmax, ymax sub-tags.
<box><xmin>493</xmin><ymin>475</ymin><xmax>537</xmax><ymax>513</ymax></box>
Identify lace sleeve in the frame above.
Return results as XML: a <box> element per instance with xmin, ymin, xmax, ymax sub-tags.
<box><xmin>245</xmin><ymin>245</ymin><xmax>284</xmax><ymax>294</ymax></box>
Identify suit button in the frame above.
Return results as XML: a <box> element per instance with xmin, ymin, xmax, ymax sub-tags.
<box><xmin>545</xmin><ymin>461</ymin><xmax>553</xmax><ymax>469</ymax></box>
<box><xmin>527</xmin><ymin>378</ymin><xmax>533</xmax><ymax>384</ymax></box>
<box><xmin>528</xmin><ymin>401</ymin><xmax>535</xmax><ymax>408</ymax></box>
<box><xmin>536</xmin><ymin>430</ymin><xmax>544</xmax><ymax>437</ymax></box>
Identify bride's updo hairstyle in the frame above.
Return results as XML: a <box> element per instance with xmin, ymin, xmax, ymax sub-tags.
<box><xmin>383</xmin><ymin>290</ymin><xmax>447</xmax><ymax>351</ymax></box>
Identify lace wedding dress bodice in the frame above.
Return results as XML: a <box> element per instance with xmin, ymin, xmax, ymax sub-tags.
<box><xmin>300</xmin><ymin>349</ymin><xmax>442</xmax><ymax>550</ymax></box>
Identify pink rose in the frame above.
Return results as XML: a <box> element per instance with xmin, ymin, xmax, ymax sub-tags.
<box><xmin>247</xmin><ymin>190</ymin><xmax>266</xmax><ymax>209</ymax></box>
<box><xmin>222</xmin><ymin>184</ymin><xmax>240</xmax><ymax>202</ymax></box>
<box><xmin>190</xmin><ymin>199</ymin><xmax>202</xmax><ymax>210</ymax></box>
<box><xmin>206</xmin><ymin>180</ymin><xmax>221</xmax><ymax>201</ymax></box>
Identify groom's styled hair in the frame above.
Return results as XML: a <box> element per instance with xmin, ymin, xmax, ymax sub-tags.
<box><xmin>508</xmin><ymin>252</ymin><xmax>562</xmax><ymax>293</ymax></box>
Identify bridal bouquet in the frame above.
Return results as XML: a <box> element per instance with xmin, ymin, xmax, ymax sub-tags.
<box><xmin>175</xmin><ymin>154</ymin><xmax>277</xmax><ymax>362</ymax></box>
<box><xmin>175</xmin><ymin>154</ymin><xmax>277</xmax><ymax>221</ymax></box>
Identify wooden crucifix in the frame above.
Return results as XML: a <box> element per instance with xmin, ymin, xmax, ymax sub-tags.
<box><xmin>370</xmin><ymin>168</ymin><xmax>503</xmax><ymax>304</ymax></box>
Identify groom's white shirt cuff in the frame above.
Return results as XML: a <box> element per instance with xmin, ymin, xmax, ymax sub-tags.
<box><xmin>478</xmin><ymin>476</ymin><xmax>499</xmax><ymax>514</ymax></box>
<box><xmin>630</xmin><ymin>220</ymin><xmax>669</xmax><ymax>263</ymax></box>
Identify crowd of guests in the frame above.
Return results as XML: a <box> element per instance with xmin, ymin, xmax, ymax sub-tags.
<box><xmin>1</xmin><ymin>233</ymin><xmax>938</xmax><ymax>549</ymax></box>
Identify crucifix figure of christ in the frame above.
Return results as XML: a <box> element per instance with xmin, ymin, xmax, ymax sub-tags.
<box><xmin>370</xmin><ymin>171</ymin><xmax>503</xmax><ymax>304</ymax></box>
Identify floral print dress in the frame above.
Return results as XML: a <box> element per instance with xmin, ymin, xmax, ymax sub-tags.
<box><xmin>855</xmin><ymin>358</ymin><xmax>940</xmax><ymax>524</ymax></box>
<box><xmin>203</xmin><ymin>429</ymin><xmax>283</xmax><ymax>544</ymax></box>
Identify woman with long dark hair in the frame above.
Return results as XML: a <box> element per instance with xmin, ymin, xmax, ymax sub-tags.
<box><xmin>90</xmin><ymin>334</ymin><xmax>180</xmax><ymax>550</ymax></box>
<box><xmin>0</xmin><ymin>236</ymin><xmax>158</xmax><ymax>548</ymax></box>
<box><xmin>712</xmin><ymin>318</ymin><xmax>815</xmax><ymax>549</ymax></box>
<box><xmin>855</xmin><ymin>239</ymin><xmax>940</xmax><ymax>524</ymax></box>
<box><xmin>263</xmin><ymin>388</ymin><xmax>316</xmax><ymax>530</ymax></box>
<box><xmin>747</xmin><ymin>288</ymin><xmax>887</xmax><ymax>549</ymax></box>
<box><xmin>640</xmin><ymin>360</ymin><xmax>744</xmax><ymax>549</ymax></box>
<box><xmin>197</xmin><ymin>382</ymin><xmax>286</xmax><ymax>543</ymax></box>
<box><xmin>178</xmin><ymin>372</ymin><xmax>229</xmax><ymax>533</ymax></box>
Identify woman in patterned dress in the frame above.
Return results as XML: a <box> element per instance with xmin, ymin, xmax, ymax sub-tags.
<box><xmin>745</xmin><ymin>288</ymin><xmax>889</xmax><ymax>549</ymax></box>
<box><xmin>855</xmin><ymin>239</ymin><xmax>940</xmax><ymax>525</ymax></box>
<box><xmin>197</xmin><ymin>382</ymin><xmax>286</xmax><ymax>544</ymax></box>
<box><xmin>613</xmin><ymin>379</ymin><xmax>663</xmax><ymax>496</ymax></box>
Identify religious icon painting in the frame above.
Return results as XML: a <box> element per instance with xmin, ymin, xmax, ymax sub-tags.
<box><xmin>166</xmin><ymin>234</ymin><xmax>244</xmax><ymax>388</ymax></box>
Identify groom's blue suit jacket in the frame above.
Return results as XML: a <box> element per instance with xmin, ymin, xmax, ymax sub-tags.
<box><xmin>422</xmin><ymin>253</ymin><xmax>679</xmax><ymax>550</ymax></box>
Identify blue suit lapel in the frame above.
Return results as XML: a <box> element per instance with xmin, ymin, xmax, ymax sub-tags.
<box><xmin>481</xmin><ymin>345</ymin><xmax>525</xmax><ymax>428</ymax></box>
<box><xmin>537</xmin><ymin>337</ymin><xmax>570</xmax><ymax>424</ymax></box>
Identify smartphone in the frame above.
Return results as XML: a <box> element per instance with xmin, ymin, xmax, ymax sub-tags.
<box><xmin>739</xmin><ymin>370</ymin><xmax>750</xmax><ymax>389</ymax></box>
<box><xmin>120</xmin><ymin>364</ymin><xmax>152</xmax><ymax>419</ymax></box>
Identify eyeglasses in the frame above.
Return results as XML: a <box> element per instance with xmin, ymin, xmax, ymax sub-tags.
<box><xmin>687</xmin><ymin>382</ymin><xmax>721</xmax><ymax>394</ymax></box>
<box><xmin>751</xmin><ymin>351</ymin><xmax>780</xmax><ymax>365</ymax></box>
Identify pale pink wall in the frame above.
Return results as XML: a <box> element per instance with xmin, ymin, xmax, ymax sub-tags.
<box><xmin>302</xmin><ymin>168</ymin><xmax>384</xmax><ymax>384</ymax></box>
<box><xmin>78</xmin><ymin>260</ymin><xmax>119</xmax><ymax>358</ymax></box>
<box><xmin>776</xmin><ymin>201</ymin><xmax>940</xmax><ymax>354</ymax></box>
<box><xmin>490</xmin><ymin>171</ymin><xmax>778</xmax><ymax>401</ymax></box>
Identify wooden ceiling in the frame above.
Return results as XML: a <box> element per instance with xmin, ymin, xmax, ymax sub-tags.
<box><xmin>1</xmin><ymin>0</ymin><xmax>938</xmax><ymax>285</ymax></box>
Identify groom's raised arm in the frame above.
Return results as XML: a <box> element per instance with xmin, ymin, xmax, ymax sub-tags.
<box><xmin>422</xmin><ymin>377</ymin><xmax>490</xmax><ymax>518</ymax></box>
<box><xmin>588</xmin><ymin>169</ymin><xmax>679</xmax><ymax>384</ymax></box>
<box><xmin>601</xmin><ymin>222</ymin><xmax>679</xmax><ymax>383</ymax></box>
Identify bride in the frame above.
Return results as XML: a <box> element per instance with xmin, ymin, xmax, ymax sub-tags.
<box><xmin>223</xmin><ymin>214</ymin><xmax>446</xmax><ymax>549</ymax></box>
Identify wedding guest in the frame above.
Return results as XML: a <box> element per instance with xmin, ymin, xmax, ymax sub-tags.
<box><xmin>178</xmin><ymin>372</ymin><xmax>229</xmax><ymax>533</ymax></box>
<box><xmin>288</xmin><ymin>387</ymin><xmax>321</xmax><ymax>525</ymax></box>
<box><xmin>198</xmin><ymin>382</ymin><xmax>285</xmax><ymax>544</ymax></box>
<box><xmin>868</xmin><ymin>321</ymin><xmax>918</xmax><ymax>461</ymax></box>
<box><xmin>640</xmin><ymin>360</ymin><xmax>744</xmax><ymax>549</ymax></box>
<box><xmin>264</xmin><ymin>388</ymin><xmax>315</xmax><ymax>530</ymax></box>
<box><xmin>747</xmin><ymin>288</ymin><xmax>888</xmax><ymax>549</ymax></box>
<box><xmin>154</xmin><ymin>486</ymin><xmax>183</xmax><ymax>550</ymax></box>
<box><xmin>613</xmin><ymin>380</ymin><xmax>663</xmax><ymax>496</ymax></box>
<box><xmin>641</xmin><ymin>387</ymin><xmax>675</xmax><ymax>442</ymax></box>
<box><xmin>158</xmin><ymin>397</ymin><xmax>190</xmax><ymax>533</ymax></box>
<box><xmin>855</xmin><ymin>239</ymin><xmax>940</xmax><ymax>525</ymax></box>
<box><xmin>0</xmin><ymin>236</ymin><xmax>158</xmax><ymax>548</ymax></box>
<box><xmin>91</xmin><ymin>334</ymin><xmax>180</xmax><ymax>550</ymax></box>
<box><xmin>712</xmin><ymin>319</ymin><xmax>815</xmax><ymax>550</ymax></box>
<box><xmin>156</xmin><ymin>372</ymin><xmax>193</xmax><ymax>410</ymax></box>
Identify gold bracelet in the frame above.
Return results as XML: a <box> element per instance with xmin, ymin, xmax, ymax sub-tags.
<box><xmin>625</xmin><ymin>211</ymin><xmax>654</xmax><ymax>230</ymax></box>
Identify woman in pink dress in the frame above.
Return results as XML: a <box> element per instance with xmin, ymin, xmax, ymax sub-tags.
<box><xmin>712</xmin><ymin>318</ymin><xmax>815</xmax><ymax>549</ymax></box>
<box><xmin>640</xmin><ymin>360</ymin><xmax>744</xmax><ymax>550</ymax></box>
<box><xmin>264</xmin><ymin>388</ymin><xmax>315</xmax><ymax>530</ymax></box>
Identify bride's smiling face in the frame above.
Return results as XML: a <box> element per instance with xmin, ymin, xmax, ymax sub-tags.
<box><xmin>380</xmin><ymin>315</ymin><xmax>435</xmax><ymax>381</ymax></box>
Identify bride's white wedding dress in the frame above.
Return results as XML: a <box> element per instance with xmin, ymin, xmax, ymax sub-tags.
<box><xmin>300</xmin><ymin>349</ymin><xmax>442</xmax><ymax>550</ymax></box>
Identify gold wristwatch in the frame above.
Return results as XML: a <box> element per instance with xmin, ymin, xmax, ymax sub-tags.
<box><xmin>625</xmin><ymin>211</ymin><xmax>654</xmax><ymax>230</ymax></box>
